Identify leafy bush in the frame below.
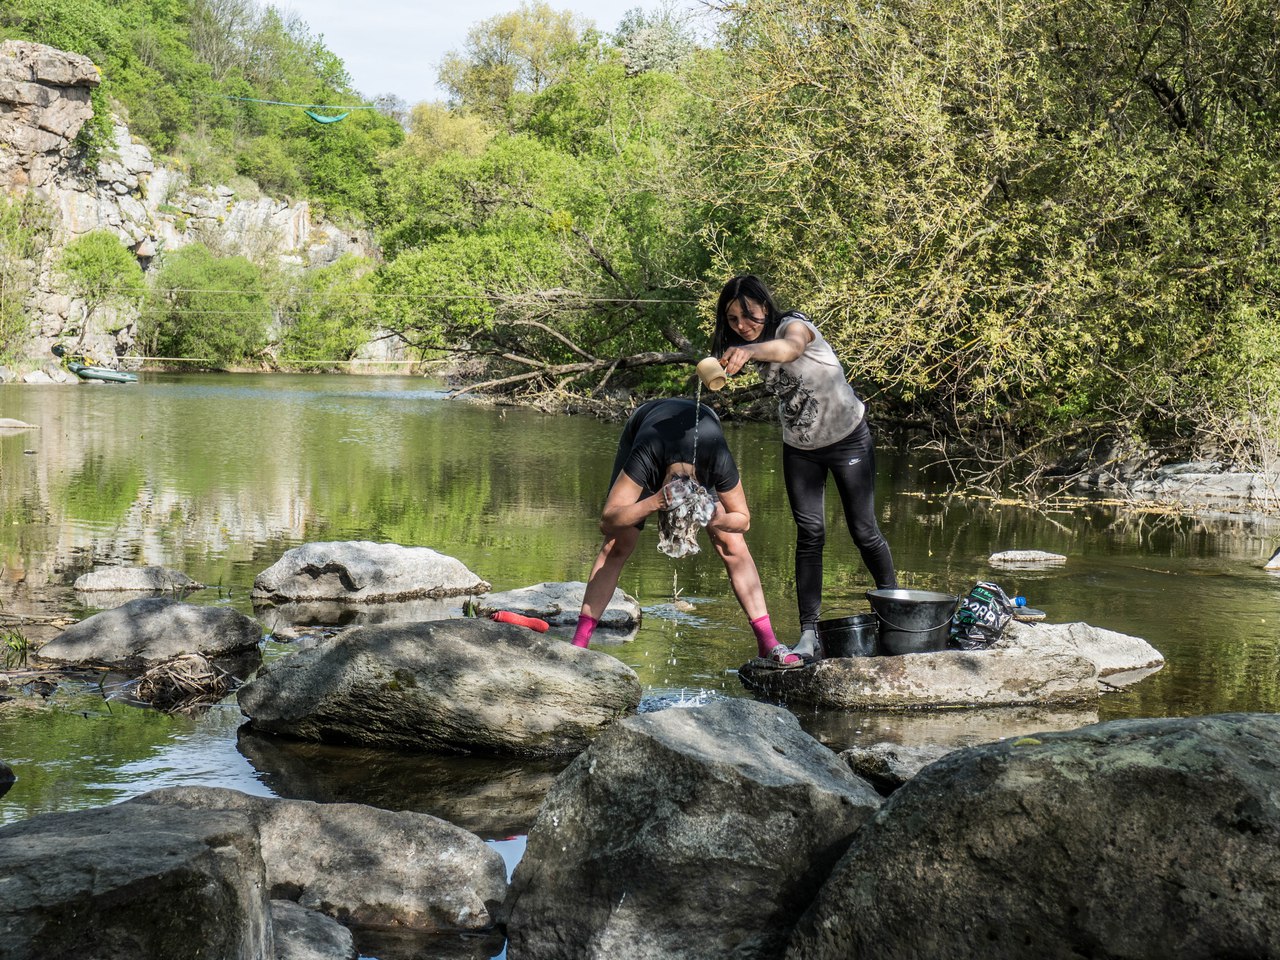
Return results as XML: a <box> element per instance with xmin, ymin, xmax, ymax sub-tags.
<box><xmin>0</xmin><ymin>191</ymin><xmax>54</xmax><ymax>364</ymax></box>
<box><xmin>138</xmin><ymin>244</ymin><xmax>270</xmax><ymax>367</ymax></box>
<box><xmin>56</xmin><ymin>230</ymin><xmax>145</xmax><ymax>337</ymax></box>
<box><xmin>276</xmin><ymin>255</ymin><xmax>377</xmax><ymax>368</ymax></box>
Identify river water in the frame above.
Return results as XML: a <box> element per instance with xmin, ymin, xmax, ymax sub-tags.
<box><xmin>2</xmin><ymin>373</ymin><xmax>1279</xmax><ymax>956</ymax></box>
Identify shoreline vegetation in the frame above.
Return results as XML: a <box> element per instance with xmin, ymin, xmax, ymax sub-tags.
<box><xmin>1</xmin><ymin>0</ymin><xmax>1277</xmax><ymax>505</ymax></box>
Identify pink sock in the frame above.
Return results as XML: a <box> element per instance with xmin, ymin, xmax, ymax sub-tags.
<box><xmin>750</xmin><ymin>615</ymin><xmax>778</xmax><ymax>656</ymax></box>
<box><xmin>572</xmin><ymin>615</ymin><xmax>598</xmax><ymax>648</ymax></box>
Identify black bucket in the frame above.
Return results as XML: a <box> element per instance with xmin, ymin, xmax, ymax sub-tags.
<box><xmin>817</xmin><ymin>613</ymin><xmax>879</xmax><ymax>658</ymax></box>
<box><xmin>866</xmin><ymin>588</ymin><xmax>959</xmax><ymax>655</ymax></box>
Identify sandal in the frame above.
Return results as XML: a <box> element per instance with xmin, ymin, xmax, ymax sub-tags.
<box><xmin>760</xmin><ymin>643</ymin><xmax>804</xmax><ymax>670</ymax></box>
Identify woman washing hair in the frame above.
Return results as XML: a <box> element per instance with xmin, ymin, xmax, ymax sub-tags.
<box><xmin>713</xmin><ymin>274</ymin><xmax>898</xmax><ymax>660</ymax></box>
<box><xmin>571</xmin><ymin>397</ymin><xmax>801</xmax><ymax>668</ymax></box>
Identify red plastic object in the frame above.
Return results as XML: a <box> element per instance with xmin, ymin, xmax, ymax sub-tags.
<box><xmin>491</xmin><ymin>610</ymin><xmax>550</xmax><ymax>632</ymax></box>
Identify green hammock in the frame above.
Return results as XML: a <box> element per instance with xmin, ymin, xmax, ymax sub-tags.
<box><xmin>305</xmin><ymin>110</ymin><xmax>350</xmax><ymax>124</ymax></box>
<box><xmin>221</xmin><ymin>96</ymin><xmax>369</xmax><ymax>125</ymax></box>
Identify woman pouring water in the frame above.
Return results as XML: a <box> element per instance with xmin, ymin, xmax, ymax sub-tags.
<box><xmin>571</xmin><ymin>397</ymin><xmax>802</xmax><ymax>668</ymax></box>
<box><xmin>712</xmin><ymin>274</ymin><xmax>899</xmax><ymax>660</ymax></box>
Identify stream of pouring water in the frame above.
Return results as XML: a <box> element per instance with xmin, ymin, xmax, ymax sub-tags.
<box><xmin>692</xmin><ymin>377</ymin><xmax>701</xmax><ymax>475</ymax></box>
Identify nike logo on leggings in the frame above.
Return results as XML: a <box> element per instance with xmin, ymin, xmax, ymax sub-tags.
<box><xmin>848</xmin><ymin>458</ymin><xmax>862</xmax><ymax>465</ymax></box>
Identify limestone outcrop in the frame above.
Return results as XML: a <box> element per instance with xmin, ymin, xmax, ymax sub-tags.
<box><xmin>0</xmin><ymin>40</ymin><xmax>377</xmax><ymax>372</ymax></box>
<box><xmin>0</xmin><ymin>41</ymin><xmax>99</xmax><ymax>191</ymax></box>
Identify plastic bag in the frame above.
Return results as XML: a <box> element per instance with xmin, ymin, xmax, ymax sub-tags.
<box><xmin>949</xmin><ymin>581</ymin><xmax>1016</xmax><ymax>650</ymax></box>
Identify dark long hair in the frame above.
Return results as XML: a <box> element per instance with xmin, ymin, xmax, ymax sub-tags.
<box><xmin>710</xmin><ymin>274</ymin><xmax>782</xmax><ymax>356</ymax></box>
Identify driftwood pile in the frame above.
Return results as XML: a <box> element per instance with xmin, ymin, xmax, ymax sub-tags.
<box><xmin>135</xmin><ymin>653</ymin><xmax>237</xmax><ymax>711</ymax></box>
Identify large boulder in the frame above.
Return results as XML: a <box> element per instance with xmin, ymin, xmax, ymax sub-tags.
<box><xmin>238</xmin><ymin>617</ymin><xmax>641</xmax><ymax>756</ymax></box>
<box><xmin>252</xmin><ymin>541</ymin><xmax>489</xmax><ymax>603</ymax></box>
<box><xmin>786</xmin><ymin>713</ymin><xmax>1280</xmax><ymax>960</ymax></box>
<box><xmin>0</xmin><ymin>801</ymin><xmax>272</xmax><ymax>960</ymax></box>
<box><xmin>73</xmin><ymin>564</ymin><xmax>204</xmax><ymax>593</ymax></box>
<box><xmin>129</xmin><ymin>787</ymin><xmax>505</xmax><ymax>931</ymax></box>
<box><xmin>475</xmin><ymin>581</ymin><xmax>641</xmax><ymax>630</ymax></box>
<box><xmin>740</xmin><ymin>620</ymin><xmax>1163</xmax><ymax>709</ymax></box>
<box><xmin>502</xmin><ymin>698</ymin><xmax>883</xmax><ymax>960</ymax></box>
<box><xmin>35</xmin><ymin>596</ymin><xmax>262</xmax><ymax>669</ymax></box>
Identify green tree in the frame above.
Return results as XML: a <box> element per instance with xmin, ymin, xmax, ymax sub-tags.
<box><xmin>56</xmin><ymin>230</ymin><xmax>145</xmax><ymax>343</ymax></box>
<box><xmin>698</xmin><ymin>0</ymin><xmax>1280</xmax><ymax>473</ymax></box>
<box><xmin>439</xmin><ymin>2</ymin><xmax>589</xmax><ymax>125</ymax></box>
<box><xmin>139</xmin><ymin>243</ymin><xmax>270</xmax><ymax>367</ymax></box>
<box><xmin>276</xmin><ymin>254</ymin><xmax>377</xmax><ymax>369</ymax></box>
<box><xmin>375</xmin><ymin>47</ymin><xmax>712</xmax><ymax>401</ymax></box>
<box><xmin>0</xmin><ymin>191</ymin><xmax>54</xmax><ymax>364</ymax></box>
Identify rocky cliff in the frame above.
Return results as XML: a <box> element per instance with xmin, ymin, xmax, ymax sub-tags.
<box><xmin>0</xmin><ymin>40</ymin><xmax>375</xmax><ymax>375</ymax></box>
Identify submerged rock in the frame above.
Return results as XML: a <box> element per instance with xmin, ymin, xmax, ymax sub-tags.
<box><xmin>476</xmin><ymin>581</ymin><xmax>641</xmax><ymax>630</ymax></box>
<box><xmin>502</xmin><ymin>698</ymin><xmax>882</xmax><ymax>960</ymax></box>
<box><xmin>786</xmin><ymin>713</ymin><xmax>1280</xmax><ymax>960</ymax></box>
<box><xmin>35</xmin><ymin>596</ymin><xmax>262</xmax><ymax>669</ymax></box>
<box><xmin>130</xmin><ymin>786</ymin><xmax>505</xmax><ymax>932</ymax></box>
<box><xmin>839</xmin><ymin>742</ymin><xmax>955</xmax><ymax>796</ymax></box>
<box><xmin>73</xmin><ymin>565</ymin><xmax>204</xmax><ymax>593</ymax></box>
<box><xmin>251</xmin><ymin>541</ymin><xmax>490</xmax><ymax>603</ymax></box>
<box><xmin>739</xmin><ymin>620</ymin><xmax>1162</xmax><ymax>709</ymax></box>
<box><xmin>238</xmin><ymin>617</ymin><xmax>641</xmax><ymax>756</ymax></box>
<box><xmin>0</xmin><ymin>801</ymin><xmax>272</xmax><ymax>960</ymax></box>
<box><xmin>988</xmin><ymin>549</ymin><xmax>1068</xmax><ymax>566</ymax></box>
<box><xmin>270</xmin><ymin>900</ymin><xmax>357</xmax><ymax>960</ymax></box>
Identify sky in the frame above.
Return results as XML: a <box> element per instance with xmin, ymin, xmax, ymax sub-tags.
<box><xmin>280</xmin><ymin>1</ymin><xmax>711</xmax><ymax>106</ymax></box>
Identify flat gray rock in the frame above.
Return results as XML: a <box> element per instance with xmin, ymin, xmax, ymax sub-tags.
<box><xmin>238</xmin><ymin>617</ymin><xmax>641</xmax><ymax>756</ymax></box>
<box><xmin>1001</xmin><ymin>619</ymin><xmax>1164</xmax><ymax>679</ymax></box>
<box><xmin>252</xmin><ymin>541</ymin><xmax>490</xmax><ymax>603</ymax></box>
<box><xmin>35</xmin><ymin>596</ymin><xmax>262</xmax><ymax>669</ymax></box>
<box><xmin>988</xmin><ymin>549</ymin><xmax>1067</xmax><ymax>566</ymax></box>
<box><xmin>739</xmin><ymin>620</ymin><xmax>1163</xmax><ymax>709</ymax></box>
<box><xmin>476</xmin><ymin>581</ymin><xmax>641</xmax><ymax>628</ymax></box>
<box><xmin>73</xmin><ymin>565</ymin><xmax>204</xmax><ymax>593</ymax></box>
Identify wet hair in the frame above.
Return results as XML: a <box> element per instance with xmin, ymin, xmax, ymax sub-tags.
<box><xmin>710</xmin><ymin>274</ymin><xmax>782</xmax><ymax>356</ymax></box>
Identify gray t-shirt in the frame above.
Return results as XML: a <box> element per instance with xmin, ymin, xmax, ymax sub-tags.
<box><xmin>763</xmin><ymin>313</ymin><xmax>866</xmax><ymax>449</ymax></box>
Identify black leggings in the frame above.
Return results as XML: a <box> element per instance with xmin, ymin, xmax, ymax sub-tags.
<box><xmin>783</xmin><ymin>418</ymin><xmax>898</xmax><ymax>627</ymax></box>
